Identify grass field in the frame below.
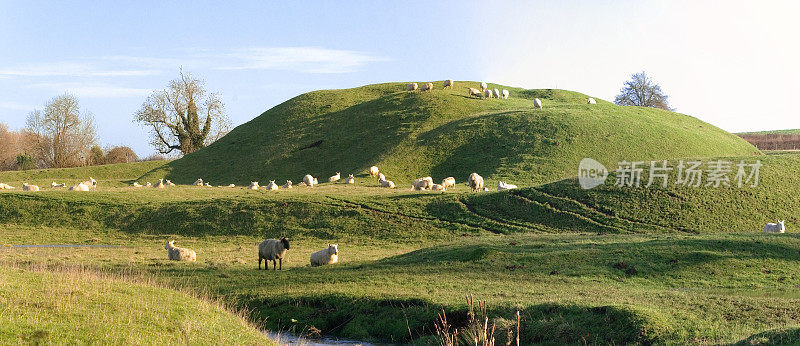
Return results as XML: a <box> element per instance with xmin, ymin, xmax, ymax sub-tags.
<box><xmin>0</xmin><ymin>82</ymin><xmax>793</xmax><ymax>344</ymax></box>
<box><xmin>2</xmin><ymin>153</ymin><xmax>800</xmax><ymax>344</ymax></box>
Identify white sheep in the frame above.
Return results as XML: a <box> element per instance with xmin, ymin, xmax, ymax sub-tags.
<box><xmin>146</xmin><ymin>182</ymin><xmax>152</xmax><ymax>187</ymax></box>
<box><xmin>154</xmin><ymin>179</ymin><xmax>165</xmax><ymax>189</ymax></box>
<box><xmin>442</xmin><ymin>177</ymin><xmax>456</xmax><ymax>189</ymax></box>
<box><xmin>248</xmin><ymin>182</ymin><xmax>260</xmax><ymax>190</ymax></box>
<box><xmin>497</xmin><ymin>181</ymin><xmax>518</xmax><ymax>190</ymax></box>
<box><xmin>443</xmin><ymin>79</ymin><xmax>454</xmax><ymax>89</ymax></box>
<box><xmin>765</xmin><ymin>220</ymin><xmax>786</xmax><ymax>233</ymax></box>
<box><xmin>204</xmin><ymin>182</ymin><xmax>212</xmax><ymax>187</ymax></box>
<box><xmin>587</xmin><ymin>97</ymin><xmax>597</xmax><ymax>104</ymax></box>
<box><xmin>345</xmin><ymin>174</ymin><xmax>355</xmax><ymax>184</ymax></box>
<box><xmin>468</xmin><ymin>88</ymin><xmax>482</xmax><ymax>98</ymax></box>
<box><xmin>166</xmin><ymin>180</ymin><xmax>176</xmax><ymax>186</ymax></box>
<box><xmin>22</xmin><ymin>183</ymin><xmax>40</xmax><ymax>192</ymax></box>
<box><xmin>431</xmin><ymin>184</ymin><xmax>446</xmax><ymax>191</ymax></box>
<box><xmin>329</xmin><ymin>172</ymin><xmax>341</xmax><ymax>182</ymax></box>
<box><xmin>468</xmin><ymin>173</ymin><xmax>484</xmax><ymax>192</ymax></box>
<box><xmin>380</xmin><ymin>180</ymin><xmax>396</xmax><ymax>188</ymax></box>
<box><xmin>51</xmin><ymin>182</ymin><xmax>66</xmax><ymax>188</ymax></box>
<box><xmin>258</xmin><ymin>237</ymin><xmax>290</xmax><ymax>270</ymax></box>
<box><xmin>266</xmin><ymin>180</ymin><xmax>279</xmax><ymax>190</ymax></box>
<box><xmin>493</xmin><ymin>88</ymin><xmax>500</xmax><ymax>99</ymax></box>
<box><xmin>313</xmin><ymin>177</ymin><xmax>319</xmax><ymax>185</ymax></box>
<box><xmin>421</xmin><ymin>82</ymin><xmax>434</xmax><ymax>92</ymax></box>
<box><xmin>69</xmin><ymin>182</ymin><xmax>91</xmax><ymax>191</ymax></box>
<box><xmin>480</xmin><ymin>82</ymin><xmax>488</xmax><ymax>91</ymax></box>
<box><xmin>132</xmin><ymin>182</ymin><xmax>143</xmax><ymax>188</ymax></box>
<box><xmin>303</xmin><ymin>174</ymin><xmax>316</xmax><ymax>188</ymax></box>
<box><xmin>165</xmin><ymin>240</ymin><xmax>196</xmax><ymax>262</ymax></box>
<box><xmin>0</xmin><ymin>183</ymin><xmax>15</xmax><ymax>190</ymax></box>
<box><xmin>407</xmin><ymin>83</ymin><xmax>419</xmax><ymax>91</ymax></box>
<box><xmin>194</xmin><ymin>178</ymin><xmax>203</xmax><ymax>186</ymax></box>
<box><xmin>502</xmin><ymin>90</ymin><xmax>509</xmax><ymax>99</ymax></box>
<box><xmin>89</xmin><ymin>177</ymin><xmax>97</xmax><ymax>188</ymax></box>
<box><xmin>411</xmin><ymin>177</ymin><xmax>434</xmax><ymax>191</ymax></box>
<box><xmin>282</xmin><ymin>180</ymin><xmax>293</xmax><ymax>189</ymax></box>
<box><xmin>228</xmin><ymin>184</ymin><xmax>236</xmax><ymax>188</ymax></box>
<box><xmin>377</xmin><ymin>173</ymin><xmax>385</xmax><ymax>183</ymax></box>
<box><xmin>484</xmin><ymin>89</ymin><xmax>493</xmax><ymax>99</ymax></box>
<box><xmin>533</xmin><ymin>98</ymin><xmax>543</xmax><ymax>109</ymax></box>
<box><xmin>310</xmin><ymin>244</ymin><xmax>339</xmax><ymax>267</ymax></box>
<box><xmin>369</xmin><ymin>166</ymin><xmax>379</xmax><ymax>177</ymax></box>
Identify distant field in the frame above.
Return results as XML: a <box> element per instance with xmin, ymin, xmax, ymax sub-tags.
<box><xmin>737</xmin><ymin>129</ymin><xmax>800</xmax><ymax>135</ymax></box>
<box><xmin>737</xmin><ymin>129</ymin><xmax>800</xmax><ymax>150</ymax></box>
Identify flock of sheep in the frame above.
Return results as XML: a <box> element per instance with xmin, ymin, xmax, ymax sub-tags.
<box><xmin>165</xmin><ymin>236</ymin><xmax>337</xmax><ymax>271</ymax></box>
<box><xmin>406</xmin><ymin>80</ymin><xmax>598</xmax><ymax>109</ymax></box>
<box><xmin>0</xmin><ymin>178</ymin><xmax>98</xmax><ymax>192</ymax></box>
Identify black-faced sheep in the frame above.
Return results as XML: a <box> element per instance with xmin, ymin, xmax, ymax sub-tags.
<box><xmin>258</xmin><ymin>237</ymin><xmax>290</xmax><ymax>270</ymax></box>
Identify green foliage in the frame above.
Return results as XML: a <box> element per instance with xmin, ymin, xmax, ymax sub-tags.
<box><xmin>15</xmin><ymin>153</ymin><xmax>34</xmax><ymax>171</ymax></box>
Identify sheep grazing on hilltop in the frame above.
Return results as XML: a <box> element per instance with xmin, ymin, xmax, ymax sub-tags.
<box><xmin>329</xmin><ymin>172</ymin><xmax>341</xmax><ymax>182</ymax></box>
<box><xmin>227</xmin><ymin>184</ymin><xmax>236</xmax><ymax>188</ymax></box>
<box><xmin>132</xmin><ymin>182</ymin><xmax>143</xmax><ymax>188</ymax></box>
<box><xmin>377</xmin><ymin>173</ymin><xmax>385</xmax><ymax>183</ymax></box>
<box><xmin>484</xmin><ymin>89</ymin><xmax>493</xmax><ymax>99</ymax></box>
<box><xmin>493</xmin><ymin>88</ymin><xmax>500</xmax><ymax>99</ymax></box>
<box><xmin>69</xmin><ymin>182</ymin><xmax>91</xmax><ymax>191</ymax></box>
<box><xmin>0</xmin><ymin>183</ymin><xmax>15</xmax><ymax>190</ymax></box>
<box><xmin>480</xmin><ymin>82</ymin><xmax>488</xmax><ymax>91</ymax></box>
<box><xmin>502</xmin><ymin>90</ymin><xmax>509</xmax><ymax>99</ymax></box>
<box><xmin>303</xmin><ymin>174</ymin><xmax>316</xmax><ymax>188</ymax></box>
<box><xmin>587</xmin><ymin>97</ymin><xmax>597</xmax><ymax>104</ymax></box>
<box><xmin>248</xmin><ymin>182</ymin><xmax>260</xmax><ymax>190</ymax></box>
<box><xmin>153</xmin><ymin>179</ymin><xmax>166</xmax><ymax>189</ymax></box>
<box><xmin>266</xmin><ymin>180</ymin><xmax>279</xmax><ymax>191</ymax></box>
<box><xmin>310</xmin><ymin>244</ymin><xmax>339</xmax><ymax>267</ymax></box>
<box><xmin>165</xmin><ymin>240</ymin><xmax>196</xmax><ymax>262</ymax></box>
<box><xmin>411</xmin><ymin>177</ymin><xmax>434</xmax><ymax>191</ymax></box>
<box><xmin>51</xmin><ymin>182</ymin><xmax>66</xmax><ymax>188</ymax></box>
<box><xmin>497</xmin><ymin>181</ymin><xmax>518</xmax><ymax>190</ymax></box>
<box><xmin>421</xmin><ymin>82</ymin><xmax>434</xmax><ymax>92</ymax></box>
<box><xmin>468</xmin><ymin>173</ymin><xmax>484</xmax><ymax>192</ymax></box>
<box><xmin>533</xmin><ymin>98</ymin><xmax>543</xmax><ymax>109</ymax></box>
<box><xmin>468</xmin><ymin>88</ymin><xmax>482</xmax><ymax>98</ymax></box>
<box><xmin>345</xmin><ymin>174</ymin><xmax>355</xmax><ymax>184</ymax></box>
<box><xmin>442</xmin><ymin>177</ymin><xmax>456</xmax><ymax>189</ymax></box>
<box><xmin>443</xmin><ymin>79</ymin><xmax>454</xmax><ymax>89</ymax></box>
<box><xmin>764</xmin><ymin>220</ymin><xmax>786</xmax><ymax>234</ymax></box>
<box><xmin>166</xmin><ymin>180</ymin><xmax>176</xmax><ymax>186</ymax></box>
<box><xmin>22</xmin><ymin>183</ymin><xmax>40</xmax><ymax>192</ymax></box>
<box><xmin>194</xmin><ymin>178</ymin><xmax>203</xmax><ymax>186</ymax></box>
<box><xmin>431</xmin><ymin>184</ymin><xmax>446</xmax><ymax>191</ymax></box>
<box><xmin>282</xmin><ymin>180</ymin><xmax>293</xmax><ymax>189</ymax></box>
<box><xmin>258</xmin><ymin>237</ymin><xmax>290</xmax><ymax>270</ymax></box>
<box><xmin>369</xmin><ymin>166</ymin><xmax>379</xmax><ymax>177</ymax></box>
<box><xmin>380</xmin><ymin>179</ymin><xmax>396</xmax><ymax>188</ymax></box>
<box><xmin>406</xmin><ymin>83</ymin><xmax>419</xmax><ymax>91</ymax></box>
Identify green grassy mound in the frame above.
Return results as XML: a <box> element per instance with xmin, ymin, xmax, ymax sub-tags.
<box><xmin>139</xmin><ymin>82</ymin><xmax>757</xmax><ymax>186</ymax></box>
<box><xmin>0</xmin><ymin>265</ymin><xmax>272</xmax><ymax>345</ymax></box>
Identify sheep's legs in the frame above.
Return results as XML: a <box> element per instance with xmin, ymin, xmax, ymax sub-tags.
<box><xmin>279</xmin><ymin>258</ymin><xmax>282</xmax><ymax>270</ymax></box>
<box><xmin>273</xmin><ymin>260</ymin><xmax>276</xmax><ymax>270</ymax></box>
<box><xmin>258</xmin><ymin>258</ymin><xmax>262</xmax><ymax>270</ymax></box>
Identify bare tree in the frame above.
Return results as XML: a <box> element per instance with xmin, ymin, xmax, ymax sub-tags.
<box><xmin>134</xmin><ymin>70</ymin><xmax>230</xmax><ymax>155</ymax></box>
<box><xmin>25</xmin><ymin>94</ymin><xmax>97</xmax><ymax>168</ymax></box>
<box><xmin>614</xmin><ymin>71</ymin><xmax>672</xmax><ymax>111</ymax></box>
<box><xmin>0</xmin><ymin>123</ymin><xmax>21</xmax><ymax>170</ymax></box>
<box><xmin>104</xmin><ymin>146</ymin><xmax>138</xmax><ymax>164</ymax></box>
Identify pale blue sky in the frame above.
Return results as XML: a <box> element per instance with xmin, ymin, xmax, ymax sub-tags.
<box><xmin>1</xmin><ymin>1</ymin><xmax>798</xmax><ymax>156</ymax></box>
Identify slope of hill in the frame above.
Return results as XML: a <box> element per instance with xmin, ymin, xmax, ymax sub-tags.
<box><xmin>138</xmin><ymin>81</ymin><xmax>758</xmax><ymax>186</ymax></box>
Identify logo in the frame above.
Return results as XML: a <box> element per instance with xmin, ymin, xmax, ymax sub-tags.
<box><xmin>578</xmin><ymin>158</ymin><xmax>608</xmax><ymax>190</ymax></box>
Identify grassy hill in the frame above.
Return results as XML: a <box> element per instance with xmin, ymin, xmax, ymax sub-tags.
<box><xmin>138</xmin><ymin>81</ymin><xmax>757</xmax><ymax>186</ymax></box>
